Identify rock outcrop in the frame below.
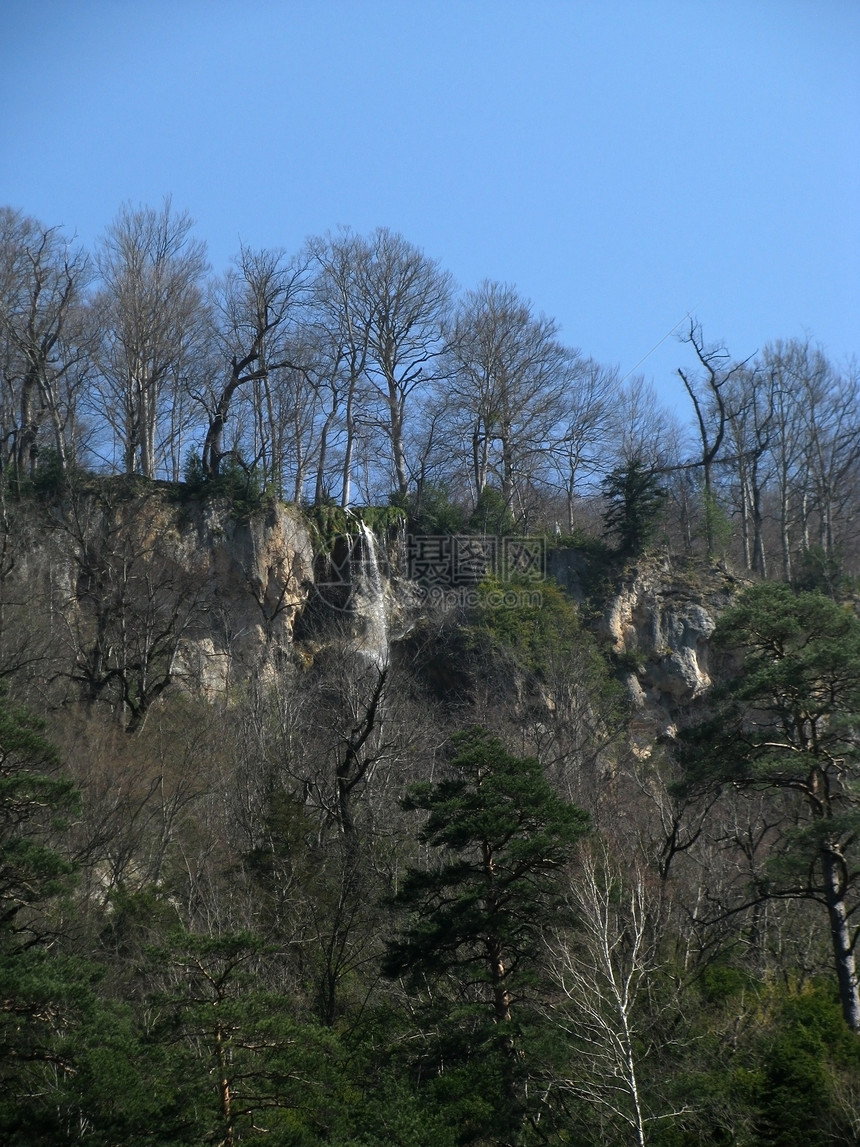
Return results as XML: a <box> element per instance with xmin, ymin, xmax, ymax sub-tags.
<box><xmin>600</xmin><ymin>558</ymin><xmax>742</xmax><ymax>740</ymax></box>
<box><xmin>5</xmin><ymin>483</ymin><xmax>315</xmax><ymax>700</ymax></box>
<box><xmin>3</xmin><ymin>484</ymin><xmax>744</xmax><ymax>737</ymax></box>
<box><xmin>168</xmin><ymin>496</ymin><xmax>315</xmax><ymax>692</ymax></box>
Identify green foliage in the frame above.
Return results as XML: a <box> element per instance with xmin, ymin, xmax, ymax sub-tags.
<box><xmin>24</xmin><ymin>448</ymin><xmax>89</xmax><ymax>498</ymax></box>
<box><xmin>468</xmin><ymin>485</ymin><xmax>517</xmax><ymax>536</ymax></box>
<box><xmin>610</xmin><ymin>644</ymin><xmax>646</xmax><ymax>674</ymax></box>
<box><xmin>395</xmin><ymin>482</ymin><xmax>468</xmax><ymax>536</ymax></box>
<box><xmin>182</xmin><ymin>450</ymin><xmax>277</xmax><ymax>517</ymax></box>
<box><xmin>467</xmin><ymin>576</ymin><xmax>620</xmax><ymax>721</ymax></box>
<box><xmin>139</xmin><ymin>927</ymin><xmax>354</xmax><ymax>1144</ymax></box>
<box><xmin>0</xmin><ymin>954</ymin><xmax>106</xmax><ymax>1145</ymax></box>
<box><xmin>548</xmin><ymin>527</ymin><xmax>615</xmax><ymax>563</ymax></box>
<box><xmin>713</xmin><ymin>582</ymin><xmax>860</xmax><ymax>729</ymax></box>
<box><xmin>791</xmin><ymin>543</ymin><xmax>854</xmax><ymax>598</ymax></box>
<box><xmin>655</xmin><ymin>980</ymin><xmax>860</xmax><ymax>1147</ymax></box>
<box><xmin>330</xmin><ymin>1071</ymin><xmax>460</xmax><ymax>1146</ymax></box>
<box><xmin>698</xmin><ymin>960</ymin><xmax>759</xmax><ymax>1006</ymax></box>
<box><xmin>384</xmin><ymin>727</ymin><xmax>589</xmax><ymax>1140</ymax></box>
<box><xmin>305</xmin><ymin>503</ymin><xmax>407</xmax><ymax>555</ymax></box>
<box><xmin>681</xmin><ymin>583</ymin><xmax>860</xmax><ymax>790</ymax></box>
<box><xmin>679</xmin><ymin>582</ymin><xmax>860</xmax><ymax>1030</ymax></box>
<box><xmin>468</xmin><ymin>575</ymin><xmax>573</xmax><ymax>675</ymax></box>
<box><xmin>754</xmin><ymin>987</ymin><xmax>860</xmax><ymax>1144</ymax></box>
<box><xmin>0</xmin><ymin>699</ymin><xmax>78</xmax><ymax>941</ymax></box>
<box><xmin>601</xmin><ymin>457</ymin><xmax>668</xmax><ymax>557</ymax></box>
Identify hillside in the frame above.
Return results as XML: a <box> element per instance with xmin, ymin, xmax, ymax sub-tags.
<box><xmin>1</xmin><ymin>481</ymin><xmax>859</xmax><ymax>1145</ymax></box>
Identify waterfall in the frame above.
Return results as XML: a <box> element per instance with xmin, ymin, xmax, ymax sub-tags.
<box><xmin>353</xmin><ymin>522</ymin><xmax>389</xmax><ymax>669</ymax></box>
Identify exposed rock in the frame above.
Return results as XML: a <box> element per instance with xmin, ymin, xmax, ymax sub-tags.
<box><xmin>601</xmin><ymin>557</ymin><xmax>742</xmax><ymax>738</ymax></box>
<box><xmin>4</xmin><ymin>484</ymin><xmax>745</xmax><ymax>739</ymax></box>
<box><xmin>4</xmin><ymin>485</ymin><xmax>315</xmax><ymax>701</ymax></box>
<box><xmin>169</xmin><ymin>497</ymin><xmax>315</xmax><ymax>693</ymax></box>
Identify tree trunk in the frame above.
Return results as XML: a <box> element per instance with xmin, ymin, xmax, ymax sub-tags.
<box><xmin>389</xmin><ymin>395</ymin><xmax>409</xmax><ymax>497</ymax></box>
<box><xmin>202</xmin><ymin>363</ymin><xmax>246</xmax><ymax>478</ymax></box>
<box><xmin>500</xmin><ymin>424</ymin><xmax>515</xmax><ymax>510</ymax></box>
<box><xmin>341</xmin><ymin>390</ymin><xmax>355</xmax><ymax>508</ymax></box>
<box><xmin>16</xmin><ymin>369</ymin><xmax>40</xmax><ymax>480</ymax></box>
<box><xmin>822</xmin><ymin>843</ymin><xmax>860</xmax><ymax>1032</ymax></box>
<box><xmin>214</xmin><ymin>1019</ymin><xmax>235</xmax><ymax>1147</ymax></box>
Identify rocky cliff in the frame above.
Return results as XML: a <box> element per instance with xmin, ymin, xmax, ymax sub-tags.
<box><xmin>598</xmin><ymin>557</ymin><xmax>742</xmax><ymax>742</ymax></box>
<box><xmin>166</xmin><ymin>495</ymin><xmax>315</xmax><ymax>692</ymax></box>
<box><xmin>4</xmin><ymin>483</ymin><xmax>315</xmax><ymax>701</ymax></box>
<box><xmin>3</xmin><ymin>487</ymin><xmax>742</xmax><ymax>729</ymax></box>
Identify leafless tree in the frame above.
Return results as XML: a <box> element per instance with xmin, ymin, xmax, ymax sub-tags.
<box><xmin>442</xmin><ymin>280</ymin><xmax>571</xmax><ymax>514</ymax></box>
<box><xmin>552</xmin><ymin>358</ymin><xmax>617</xmax><ymax>531</ymax></box>
<box><xmin>751</xmin><ymin>339</ymin><xmax>860</xmax><ymax>581</ymax></box>
<box><xmin>0</xmin><ymin>207</ymin><xmax>93</xmax><ymax>484</ymax></box>
<box><xmin>56</xmin><ymin>486</ymin><xmax>207</xmax><ymax>732</ymax></box>
<box><xmin>199</xmin><ymin>244</ymin><xmax>308</xmax><ymax>484</ymax></box>
<box><xmin>92</xmin><ymin>197</ymin><xmax>209</xmax><ymax>478</ymax></box>
<box><xmin>677</xmin><ymin>321</ymin><xmax>752</xmax><ymax>558</ymax></box>
<box><xmin>609</xmin><ymin>374</ymin><xmax>679</xmax><ymax>471</ymax></box>
<box><xmin>722</xmin><ymin>362</ymin><xmax>775</xmax><ymax>573</ymax></box>
<box><xmin>305</xmin><ymin>231</ymin><xmax>375</xmax><ymax>507</ymax></box>
<box><xmin>791</xmin><ymin>345</ymin><xmax>860</xmax><ymax>562</ymax></box>
<box><xmin>546</xmin><ymin>842</ymin><xmax>688</xmax><ymax>1146</ymax></box>
<box><xmin>354</xmin><ymin>228</ymin><xmax>452</xmax><ymax>498</ymax></box>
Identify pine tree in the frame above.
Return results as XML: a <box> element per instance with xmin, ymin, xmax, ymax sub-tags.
<box><xmin>601</xmin><ymin>457</ymin><xmax>667</xmax><ymax>557</ymax></box>
<box><xmin>680</xmin><ymin>583</ymin><xmax>860</xmax><ymax>1031</ymax></box>
<box><xmin>383</xmin><ymin>727</ymin><xmax>589</xmax><ymax>1141</ymax></box>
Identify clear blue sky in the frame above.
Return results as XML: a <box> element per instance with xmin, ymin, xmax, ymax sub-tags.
<box><xmin>1</xmin><ymin>0</ymin><xmax>857</xmax><ymax>417</ymax></box>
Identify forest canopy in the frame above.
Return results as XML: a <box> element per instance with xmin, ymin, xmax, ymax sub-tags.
<box><xmin>1</xmin><ymin>199</ymin><xmax>858</xmax><ymax>579</ymax></box>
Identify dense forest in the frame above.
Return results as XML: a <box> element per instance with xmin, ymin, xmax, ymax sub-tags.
<box><xmin>1</xmin><ymin>199</ymin><xmax>860</xmax><ymax>1145</ymax></box>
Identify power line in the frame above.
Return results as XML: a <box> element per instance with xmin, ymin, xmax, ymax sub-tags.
<box><xmin>619</xmin><ymin>309</ymin><xmax>695</xmax><ymax>385</ymax></box>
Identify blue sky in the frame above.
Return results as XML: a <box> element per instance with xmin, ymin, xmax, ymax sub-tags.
<box><xmin>1</xmin><ymin>0</ymin><xmax>857</xmax><ymax>417</ymax></box>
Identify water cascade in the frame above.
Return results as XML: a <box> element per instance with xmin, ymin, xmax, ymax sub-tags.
<box><xmin>353</xmin><ymin>522</ymin><xmax>390</xmax><ymax>669</ymax></box>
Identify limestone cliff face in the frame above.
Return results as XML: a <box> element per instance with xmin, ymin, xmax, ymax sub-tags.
<box><xmin>6</xmin><ymin>485</ymin><xmax>315</xmax><ymax>699</ymax></box>
<box><xmin>167</xmin><ymin>497</ymin><xmax>315</xmax><ymax>692</ymax></box>
<box><xmin>599</xmin><ymin>559</ymin><xmax>742</xmax><ymax>740</ymax></box>
<box><xmin>5</xmin><ymin>486</ymin><xmax>743</xmax><ymax>730</ymax></box>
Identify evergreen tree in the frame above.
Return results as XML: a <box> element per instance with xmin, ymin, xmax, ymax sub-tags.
<box><xmin>0</xmin><ymin>699</ymin><xmax>77</xmax><ymax>945</ymax></box>
<box><xmin>679</xmin><ymin>583</ymin><xmax>860</xmax><ymax>1031</ymax></box>
<box><xmin>383</xmin><ymin>727</ymin><xmax>589</xmax><ymax>1142</ymax></box>
<box><xmin>601</xmin><ymin>457</ymin><xmax>667</xmax><ymax>558</ymax></box>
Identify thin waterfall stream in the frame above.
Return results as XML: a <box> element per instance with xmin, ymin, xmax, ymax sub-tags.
<box><xmin>353</xmin><ymin>522</ymin><xmax>390</xmax><ymax>669</ymax></box>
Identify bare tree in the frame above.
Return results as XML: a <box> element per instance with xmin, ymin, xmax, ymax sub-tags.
<box><xmin>57</xmin><ymin>487</ymin><xmax>206</xmax><ymax>732</ymax></box>
<box><xmin>754</xmin><ymin>339</ymin><xmax>860</xmax><ymax>581</ymax></box>
<box><xmin>305</xmin><ymin>231</ymin><xmax>374</xmax><ymax>507</ymax></box>
<box><xmin>199</xmin><ymin>245</ymin><xmax>307</xmax><ymax>484</ymax></box>
<box><xmin>0</xmin><ymin>207</ymin><xmax>93</xmax><ymax>484</ymax></box>
<box><xmin>722</xmin><ymin>362</ymin><xmax>775</xmax><ymax>573</ymax></box>
<box><xmin>355</xmin><ymin>228</ymin><xmax>452</xmax><ymax>498</ymax></box>
<box><xmin>677</xmin><ymin>321</ymin><xmax>751</xmax><ymax>558</ymax></box>
<box><xmin>792</xmin><ymin>346</ymin><xmax>860</xmax><ymax>562</ymax></box>
<box><xmin>267</xmin><ymin>344</ymin><xmax>327</xmax><ymax>502</ymax></box>
<box><xmin>552</xmin><ymin>358</ymin><xmax>617</xmax><ymax>531</ymax></box>
<box><xmin>757</xmin><ymin>342</ymin><xmax>807</xmax><ymax>580</ymax></box>
<box><xmin>546</xmin><ymin>843</ymin><xmax>687</xmax><ymax>1146</ymax></box>
<box><xmin>93</xmin><ymin>198</ymin><xmax>209</xmax><ymax>478</ymax></box>
<box><xmin>609</xmin><ymin>374</ymin><xmax>679</xmax><ymax>471</ymax></box>
<box><xmin>442</xmin><ymin>280</ymin><xmax>571</xmax><ymax>513</ymax></box>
